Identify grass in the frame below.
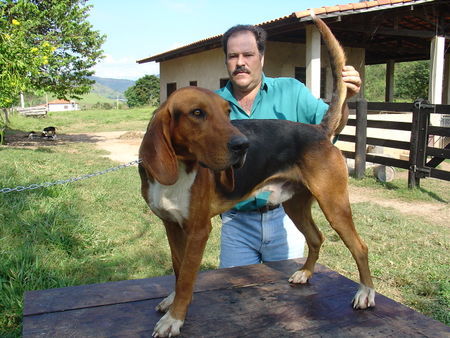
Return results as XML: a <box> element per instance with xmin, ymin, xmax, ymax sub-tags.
<box><xmin>349</xmin><ymin>168</ymin><xmax>450</xmax><ymax>203</ymax></box>
<box><xmin>1</xmin><ymin>110</ymin><xmax>449</xmax><ymax>336</ymax></box>
<box><xmin>7</xmin><ymin>106</ymin><xmax>154</xmax><ymax>134</ymax></box>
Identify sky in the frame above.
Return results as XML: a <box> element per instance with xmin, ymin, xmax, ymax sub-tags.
<box><xmin>88</xmin><ymin>0</ymin><xmax>354</xmax><ymax>80</ymax></box>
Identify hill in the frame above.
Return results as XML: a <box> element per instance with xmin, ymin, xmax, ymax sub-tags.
<box><xmin>90</xmin><ymin>76</ymin><xmax>135</xmax><ymax>95</ymax></box>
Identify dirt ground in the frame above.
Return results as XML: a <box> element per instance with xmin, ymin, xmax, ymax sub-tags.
<box><xmin>5</xmin><ymin>130</ymin><xmax>449</xmax><ymax>226</ymax></box>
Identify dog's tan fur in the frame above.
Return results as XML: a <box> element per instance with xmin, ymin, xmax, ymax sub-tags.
<box><xmin>139</xmin><ymin>15</ymin><xmax>374</xmax><ymax>337</ymax></box>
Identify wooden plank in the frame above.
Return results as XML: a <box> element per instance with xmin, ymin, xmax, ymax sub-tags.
<box><xmin>427</xmin><ymin>145</ymin><xmax>450</xmax><ymax>159</ymax></box>
<box><xmin>430</xmin><ymin>168</ymin><xmax>450</xmax><ymax>181</ymax></box>
<box><xmin>429</xmin><ymin>125</ymin><xmax>450</xmax><ymax>137</ymax></box>
<box><xmin>346</xmin><ymin>119</ymin><xmax>412</xmax><ymax>131</ymax></box>
<box><xmin>347</xmin><ymin>101</ymin><xmax>413</xmax><ymax>112</ymax></box>
<box><xmin>23</xmin><ymin>260</ymin><xmax>304</xmax><ymax>316</ymax></box>
<box><xmin>365</xmin><ymin>154</ymin><xmax>410</xmax><ymax>169</ymax></box>
<box><xmin>339</xmin><ymin>135</ymin><xmax>411</xmax><ymax>151</ymax></box>
<box><xmin>23</xmin><ymin>259</ymin><xmax>450</xmax><ymax>337</ymax></box>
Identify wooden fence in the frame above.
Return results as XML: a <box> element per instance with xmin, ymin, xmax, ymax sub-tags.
<box><xmin>16</xmin><ymin>106</ymin><xmax>48</xmax><ymax>117</ymax></box>
<box><xmin>340</xmin><ymin>99</ymin><xmax>450</xmax><ymax>188</ymax></box>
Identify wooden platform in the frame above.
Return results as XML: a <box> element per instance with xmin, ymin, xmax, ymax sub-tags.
<box><xmin>23</xmin><ymin>259</ymin><xmax>449</xmax><ymax>337</ymax></box>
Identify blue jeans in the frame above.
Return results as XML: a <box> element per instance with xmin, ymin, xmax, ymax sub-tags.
<box><xmin>219</xmin><ymin>206</ymin><xmax>305</xmax><ymax>268</ymax></box>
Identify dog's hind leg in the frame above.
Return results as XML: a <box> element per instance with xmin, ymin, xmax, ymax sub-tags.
<box><xmin>283</xmin><ymin>187</ymin><xmax>325</xmax><ymax>284</ymax></box>
<box><xmin>309</xmin><ymin>152</ymin><xmax>375</xmax><ymax>309</ymax></box>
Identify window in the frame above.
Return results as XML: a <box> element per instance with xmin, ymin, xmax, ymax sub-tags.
<box><xmin>295</xmin><ymin>67</ymin><xmax>326</xmax><ymax>98</ymax></box>
<box><xmin>189</xmin><ymin>81</ymin><xmax>197</xmax><ymax>87</ymax></box>
<box><xmin>219</xmin><ymin>78</ymin><xmax>229</xmax><ymax>89</ymax></box>
<box><xmin>167</xmin><ymin>83</ymin><xmax>177</xmax><ymax>97</ymax></box>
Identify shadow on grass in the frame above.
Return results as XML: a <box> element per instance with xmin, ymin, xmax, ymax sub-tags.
<box><xmin>3</xmin><ymin>128</ymin><xmax>112</xmax><ymax>149</ymax></box>
<box><xmin>0</xmin><ymin>185</ymin><xmax>174</xmax><ymax>337</ymax></box>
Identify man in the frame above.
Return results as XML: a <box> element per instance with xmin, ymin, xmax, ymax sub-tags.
<box><xmin>216</xmin><ymin>24</ymin><xmax>361</xmax><ymax>268</ymax></box>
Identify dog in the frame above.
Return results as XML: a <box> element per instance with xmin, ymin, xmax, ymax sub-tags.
<box><xmin>27</xmin><ymin>131</ymin><xmax>38</xmax><ymax>139</ymax></box>
<box><xmin>41</xmin><ymin>126</ymin><xmax>57</xmax><ymax>139</ymax></box>
<box><xmin>139</xmin><ymin>15</ymin><xmax>375</xmax><ymax>337</ymax></box>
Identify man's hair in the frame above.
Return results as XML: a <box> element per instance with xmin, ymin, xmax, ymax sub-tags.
<box><xmin>222</xmin><ymin>24</ymin><xmax>267</xmax><ymax>56</ymax></box>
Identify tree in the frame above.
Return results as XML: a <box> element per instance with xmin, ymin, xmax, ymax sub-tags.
<box><xmin>125</xmin><ymin>75</ymin><xmax>160</xmax><ymax>107</ymax></box>
<box><xmin>395</xmin><ymin>61</ymin><xmax>429</xmax><ymax>102</ymax></box>
<box><xmin>0</xmin><ymin>2</ymin><xmax>53</xmax><ymax>124</ymax></box>
<box><xmin>0</xmin><ymin>0</ymin><xmax>105</xmax><ymax>111</ymax></box>
<box><xmin>365</xmin><ymin>61</ymin><xmax>430</xmax><ymax>103</ymax></box>
<box><xmin>364</xmin><ymin>64</ymin><xmax>386</xmax><ymax>102</ymax></box>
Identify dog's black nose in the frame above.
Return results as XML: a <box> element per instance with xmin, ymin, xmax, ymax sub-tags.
<box><xmin>228</xmin><ymin>135</ymin><xmax>249</xmax><ymax>153</ymax></box>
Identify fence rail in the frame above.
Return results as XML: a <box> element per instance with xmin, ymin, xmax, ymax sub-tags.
<box><xmin>343</xmin><ymin>100</ymin><xmax>450</xmax><ymax>188</ymax></box>
<box><xmin>16</xmin><ymin>106</ymin><xmax>48</xmax><ymax>117</ymax></box>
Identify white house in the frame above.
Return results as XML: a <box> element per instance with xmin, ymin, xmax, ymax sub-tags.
<box><xmin>47</xmin><ymin>99</ymin><xmax>79</xmax><ymax>112</ymax></box>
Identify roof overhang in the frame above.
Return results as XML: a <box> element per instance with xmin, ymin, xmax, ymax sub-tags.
<box><xmin>137</xmin><ymin>0</ymin><xmax>450</xmax><ymax>66</ymax></box>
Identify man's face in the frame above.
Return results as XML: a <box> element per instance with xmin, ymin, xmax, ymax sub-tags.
<box><xmin>225</xmin><ymin>31</ymin><xmax>264</xmax><ymax>94</ymax></box>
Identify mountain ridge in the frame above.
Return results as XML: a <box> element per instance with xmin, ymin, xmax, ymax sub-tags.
<box><xmin>89</xmin><ymin>76</ymin><xmax>135</xmax><ymax>100</ymax></box>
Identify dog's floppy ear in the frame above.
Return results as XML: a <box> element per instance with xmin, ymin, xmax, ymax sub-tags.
<box><xmin>139</xmin><ymin>102</ymin><xmax>178</xmax><ymax>185</ymax></box>
<box><xmin>214</xmin><ymin>167</ymin><xmax>235</xmax><ymax>192</ymax></box>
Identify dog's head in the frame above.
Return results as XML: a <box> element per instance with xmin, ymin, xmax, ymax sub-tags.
<box><xmin>139</xmin><ymin>87</ymin><xmax>248</xmax><ymax>187</ymax></box>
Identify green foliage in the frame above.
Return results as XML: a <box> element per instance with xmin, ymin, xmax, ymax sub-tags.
<box><xmin>0</xmin><ymin>0</ymin><xmax>105</xmax><ymax>110</ymax></box>
<box><xmin>7</xmin><ymin>107</ymin><xmax>152</xmax><ymax>133</ymax></box>
<box><xmin>364</xmin><ymin>64</ymin><xmax>386</xmax><ymax>102</ymax></box>
<box><xmin>365</xmin><ymin>61</ymin><xmax>430</xmax><ymax>102</ymax></box>
<box><xmin>0</xmin><ymin>2</ymin><xmax>53</xmax><ymax>108</ymax></box>
<box><xmin>1</xmin><ymin>111</ymin><xmax>449</xmax><ymax>335</ymax></box>
<box><xmin>395</xmin><ymin>60</ymin><xmax>429</xmax><ymax>101</ymax></box>
<box><xmin>125</xmin><ymin>75</ymin><xmax>160</xmax><ymax>107</ymax></box>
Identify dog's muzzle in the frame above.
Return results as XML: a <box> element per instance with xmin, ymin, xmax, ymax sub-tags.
<box><xmin>228</xmin><ymin>135</ymin><xmax>249</xmax><ymax>168</ymax></box>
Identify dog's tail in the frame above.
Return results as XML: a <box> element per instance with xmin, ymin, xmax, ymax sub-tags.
<box><xmin>311</xmin><ymin>12</ymin><xmax>347</xmax><ymax>139</ymax></box>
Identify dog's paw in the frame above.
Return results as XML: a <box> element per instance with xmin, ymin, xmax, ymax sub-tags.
<box><xmin>152</xmin><ymin>311</ymin><xmax>184</xmax><ymax>337</ymax></box>
<box><xmin>288</xmin><ymin>269</ymin><xmax>312</xmax><ymax>284</ymax></box>
<box><xmin>352</xmin><ymin>284</ymin><xmax>375</xmax><ymax>309</ymax></box>
<box><xmin>155</xmin><ymin>292</ymin><xmax>175</xmax><ymax>313</ymax></box>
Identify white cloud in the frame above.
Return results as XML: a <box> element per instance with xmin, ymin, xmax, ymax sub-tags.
<box><xmin>92</xmin><ymin>53</ymin><xmax>159</xmax><ymax>80</ymax></box>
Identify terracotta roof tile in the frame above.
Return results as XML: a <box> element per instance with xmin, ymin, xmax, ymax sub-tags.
<box><xmin>366</xmin><ymin>1</ymin><xmax>381</xmax><ymax>8</ymax></box>
<box><xmin>353</xmin><ymin>2</ymin><xmax>368</xmax><ymax>10</ymax></box>
<box><xmin>338</xmin><ymin>4</ymin><xmax>355</xmax><ymax>11</ymax></box>
<box><xmin>139</xmin><ymin>0</ymin><xmax>426</xmax><ymax>63</ymax></box>
<box><xmin>48</xmin><ymin>99</ymin><xmax>74</xmax><ymax>104</ymax></box>
<box><xmin>314</xmin><ymin>7</ymin><xmax>327</xmax><ymax>15</ymax></box>
<box><xmin>324</xmin><ymin>5</ymin><xmax>341</xmax><ymax>13</ymax></box>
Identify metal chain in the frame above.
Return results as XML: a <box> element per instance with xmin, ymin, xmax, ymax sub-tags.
<box><xmin>0</xmin><ymin>159</ymin><xmax>142</xmax><ymax>194</ymax></box>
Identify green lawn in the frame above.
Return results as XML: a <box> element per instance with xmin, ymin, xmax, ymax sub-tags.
<box><xmin>0</xmin><ymin>110</ymin><xmax>449</xmax><ymax>336</ymax></box>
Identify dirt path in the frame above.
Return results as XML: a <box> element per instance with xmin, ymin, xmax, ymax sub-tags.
<box><xmin>348</xmin><ymin>185</ymin><xmax>449</xmax><ymax>226</ymax></box>
<box><xmin>88</xmin><ymin>131</ymin><xmax>143</xmax><ymax>163</ymax></box>
<box><xmin>6</xmin><ymin>130</ymin><xmax>449</xmax><ymax>226</ymax></box>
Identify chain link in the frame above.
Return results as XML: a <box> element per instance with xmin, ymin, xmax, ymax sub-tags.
<box><xmin>0</xmin><ymin>159</ymin><xmax>142</xmax><ymax>194</ymax></box>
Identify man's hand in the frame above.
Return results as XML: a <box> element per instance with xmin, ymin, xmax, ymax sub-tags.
<box><xmin>342</xmin><ymin>65</ymin><xmax>361</xmax><ymax>99</ymax></box>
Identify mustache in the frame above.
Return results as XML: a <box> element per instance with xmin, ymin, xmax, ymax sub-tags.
<box><xmin>233</xmin><ymin>66</ymin><xmax>250</xmax><ymax>75</ymax></box>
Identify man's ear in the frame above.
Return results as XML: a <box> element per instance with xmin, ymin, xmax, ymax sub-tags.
<box><xmin>139</xmin><ymin>102</ymin><xmax>178</xmax><ymax>185</ymax></box>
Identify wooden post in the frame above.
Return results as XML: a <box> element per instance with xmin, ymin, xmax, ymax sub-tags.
<box><xmin>385</xmin><ymin>60</ymin><xmax>395</xmax><ymax>102</ymax></box>
<box><xmin>409</xmin><ymin>101</ymin><xmax>432</xmax><ymax>189</ymax></box>
<box><xmin>354</xmin><ymin>98</ymin><xmax>367</xmax><ymax>179</ymax></box>
<box><xmin>408</xmin><ymin>104</ymin><xmax>420</xmax><ymax>188</ymax></box>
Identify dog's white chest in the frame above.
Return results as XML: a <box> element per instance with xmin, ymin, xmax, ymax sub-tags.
<box><xmin>147</xmin><ymin>165</ymin><xmax>197</xmax><ymax>225</ymax></box>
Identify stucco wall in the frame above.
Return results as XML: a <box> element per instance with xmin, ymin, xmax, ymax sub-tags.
<box><xmin>47</xmin><ymin>103</ymin><xmax>79</xmax><ymax>112</ymax></box>
<box><xmin>158</xmin><ymin>42</ymin><xmax>365</xmax><ymax>102</ymax></box>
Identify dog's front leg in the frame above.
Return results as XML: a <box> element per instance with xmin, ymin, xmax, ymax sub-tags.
<box><xmin>153</xmin><ymin>219</ymin><xmax>212</xmax><ymax>337</ymax></box>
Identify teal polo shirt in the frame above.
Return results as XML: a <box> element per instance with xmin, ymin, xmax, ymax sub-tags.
<box><xmin>216</xmin><ymin>75</ymin><xmax>329</xmax><ymax>211</ymax></box>
<box><xmin>216</xmin><ymin>74</ymin><xmax>328</xmax><ymax>123</ymax></box>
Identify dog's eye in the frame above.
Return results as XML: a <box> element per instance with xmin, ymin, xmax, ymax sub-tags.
<box><xmin>191</xmin><ymin>109</ymin><xmax>205</xmax><ymax>118</ymax></box>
